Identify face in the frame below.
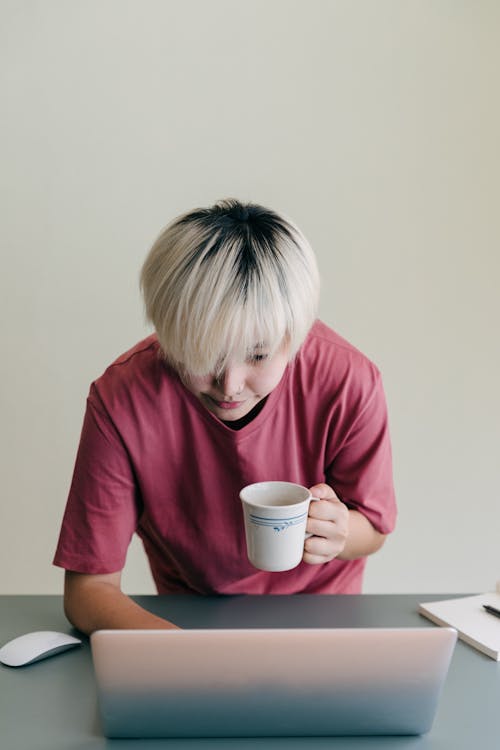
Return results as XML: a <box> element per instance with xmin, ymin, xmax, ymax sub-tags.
<box><xmin>180</xmin><ymin>342</ymin><xmax>290</xmax><ymax>422</ymax></box>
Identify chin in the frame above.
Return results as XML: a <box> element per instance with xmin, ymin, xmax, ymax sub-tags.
<box><xmin>217</xmin><ymin>409</ymin><xmax>247</xmax><ymax>421</ymax></box>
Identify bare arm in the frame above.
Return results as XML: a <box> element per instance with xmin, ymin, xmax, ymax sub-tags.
<box><xmin>336</xmin><ymin>508</ymin><xmax>386</xmax><ymax>560</ymax></box>
<box><xmin>64</xmin><ymin>571</ymin><xmax>180</xmax><ymax>635</ymax></box>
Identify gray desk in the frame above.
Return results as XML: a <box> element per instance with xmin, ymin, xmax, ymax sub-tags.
<box><xmin>1</xmin><ymin>594</ymin><xmax>499</xmax><ymax>749</ymax></box>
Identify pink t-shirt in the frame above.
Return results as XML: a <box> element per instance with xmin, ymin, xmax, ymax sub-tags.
<box><xmin>53</xmin><ymin>320</ymin><xmax>396</xmax><ymax>594</ymax></box>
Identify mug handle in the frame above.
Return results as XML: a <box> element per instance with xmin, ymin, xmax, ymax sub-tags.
<box><xmin>304</xmin><ymin>496</ymin><xmax>320</xmax><ymax>539</ymax></box>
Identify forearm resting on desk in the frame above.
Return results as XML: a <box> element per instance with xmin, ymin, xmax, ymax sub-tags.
<box><xmin>64</xmin><ymin>571</ymin><xmax>179</xmax><ymax>635</ymax></box>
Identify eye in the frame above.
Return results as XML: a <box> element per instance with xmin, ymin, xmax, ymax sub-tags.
<box><xmin>248</xmin><ymin>353</ymin><xmax>269</xmax><ymax>364</ymax></box>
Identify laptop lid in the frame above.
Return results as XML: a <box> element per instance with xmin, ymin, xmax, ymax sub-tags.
<box><xmin>90</xmin><ymin>627</ymin><xmax>457</xmax><ymax>738</ymax></box>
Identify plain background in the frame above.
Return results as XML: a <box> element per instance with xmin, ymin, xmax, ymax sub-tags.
<box><xmin>1</xmin><ymin>1</ymin><xmax>499</xmax><ymax>595</ymax></box>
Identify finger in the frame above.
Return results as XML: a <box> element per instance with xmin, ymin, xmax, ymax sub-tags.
<box><xmin>304</xmin><ymin>535</ymin><xmax>337</xmax><ymax>558</ymax></box>
<box><xmin>309</xmin><ymin>483</ymin><xmax>340</xmax><ymax>501</ymax></box>
<box><xmin>303</xmin><ymin>550</ymin><xmax>331</xmax><ymax>565</ymax></box>
<box><xmin>307</xmin><ymin>499</ymin><xmax>343</xmax><ymax>523</ymax></box>
<box><xmin>306</xmin><ymin>517</ymin><xmax>342</xmax><ymax>539</ymax></box>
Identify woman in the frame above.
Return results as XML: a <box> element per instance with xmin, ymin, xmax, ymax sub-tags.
<box><xmin>54</xmin><ymin>199</ymin><xmax>396</xmax><ymax>634</ymax></box>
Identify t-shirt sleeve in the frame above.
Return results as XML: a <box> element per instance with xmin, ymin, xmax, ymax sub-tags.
<box><xmin>325</xmin><ymin>373</ymin><xmax>397</xmax><ymax>535</ymax></box>
<box><xmin>53</xmin><ymin>384</ymin><xmax>140</xmax><ymax>574</ymax></box>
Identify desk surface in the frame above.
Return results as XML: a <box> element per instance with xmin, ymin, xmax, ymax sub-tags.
<box><xmin>1</xmin><ymin>594</ymin><xmax>499</xmax><ymax>749</ymax></box>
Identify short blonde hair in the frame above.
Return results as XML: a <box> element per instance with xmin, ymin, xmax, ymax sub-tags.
<box><xmin>140</xmin><ymin>199</ymin><xmax>320</xmax><ymax>376</ymax></box>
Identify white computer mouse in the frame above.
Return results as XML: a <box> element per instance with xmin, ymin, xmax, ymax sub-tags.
<box><xmin>0</xmin><ymin>630</ymin><xmax>82</xmax><ymax>667</ymax></box>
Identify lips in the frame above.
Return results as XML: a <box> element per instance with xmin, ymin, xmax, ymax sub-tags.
<box><xmin>206</xmin><ymin>395</ymin><xmax>246</xmax><ymax>411</ymax></box>
<box><xmin>213</xmin><ymin>399</ymin><xmax>245</xmax><ymax>410</ymax></box>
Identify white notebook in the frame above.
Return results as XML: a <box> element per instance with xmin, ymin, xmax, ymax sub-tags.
<box><xmin>419</xmin><ymin>592</ymin><xmax>500</xmax><ymax>660</ymax></box>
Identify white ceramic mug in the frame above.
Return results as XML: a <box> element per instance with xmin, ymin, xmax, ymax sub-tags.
<box><xmin>240</xmin><ymin>481</ymin><xmax>318</xmax><ymax>572</ymax></box>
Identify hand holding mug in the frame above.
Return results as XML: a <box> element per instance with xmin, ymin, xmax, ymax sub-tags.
<box><xmin>240</xmin><ymin>481</ymin><xmax>349</xmax><ymax>572</ymax></box>
<box><xmin>304</xmin><ymin>483</ymin><xmax>350</xmax><ymax>565</ymax></box>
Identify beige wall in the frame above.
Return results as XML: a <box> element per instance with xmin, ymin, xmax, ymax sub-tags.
<box><xmin>1</xmin><ymin>1</ymin><xmax>499</xmax><ymax>594</ymax></box>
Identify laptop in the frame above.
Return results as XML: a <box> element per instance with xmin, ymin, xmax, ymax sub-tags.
<box><xmin>90</xmin><ymin>627</ymin><xmax>457</xmax><ymax>738</ymax></box>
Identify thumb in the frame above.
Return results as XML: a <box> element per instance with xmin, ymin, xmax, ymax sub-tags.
<box><xmin>309</xmin><ymin>483</ymin><xmax>339</xmax><ymax>502</ymax></box>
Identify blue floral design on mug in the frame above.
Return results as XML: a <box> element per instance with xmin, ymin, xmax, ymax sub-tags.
<box><xmin>249</xmin><ymin>511</ymin><xmax>307</xmax><ymax>533</ymax></box>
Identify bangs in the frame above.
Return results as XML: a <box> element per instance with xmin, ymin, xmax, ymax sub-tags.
<box><xmin>162</xmin><ymin>265</ymin><xmax>291</xmax><ymax>377</ymax></box>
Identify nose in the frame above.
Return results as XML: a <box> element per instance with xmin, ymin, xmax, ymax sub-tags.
<box><xmin>215</xmin><ymin>364</ymin><xmax>245</xmax><ymax>398</ymax></box>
